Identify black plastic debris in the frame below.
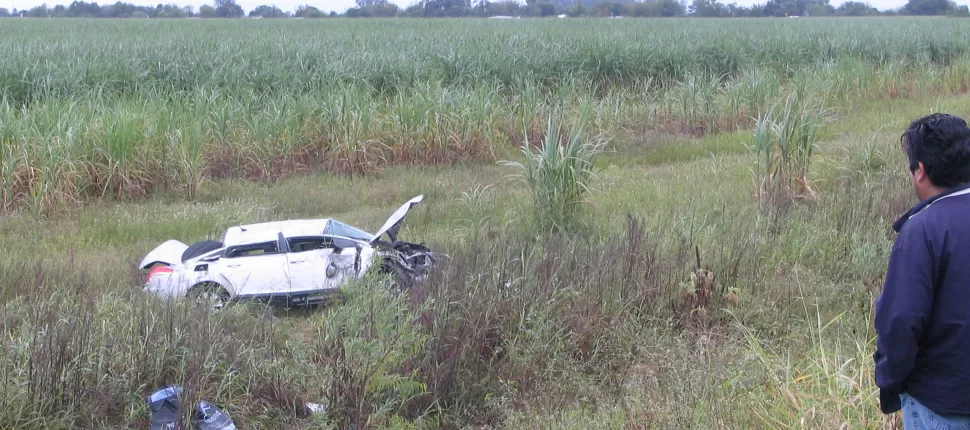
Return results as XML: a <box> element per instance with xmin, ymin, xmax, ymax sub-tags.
<box><xmin>194</xmin><ymin>400</ymin><xmax>236</xmax><ymax>429</ymax></box>
<box><xmin>148</xmin><ymin>385</ymin><xmax>182</xmax><ymax>430</ymax></box>
<box><xmin>147</xmin><ymin>384</ymin><xmax>237</xmax><ymax>430</ymax></box>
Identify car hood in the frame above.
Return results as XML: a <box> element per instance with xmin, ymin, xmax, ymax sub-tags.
<box><xmin>139</xmin><ymin>239</ymin><xmax>189</xmax><ymax>269</ymax></box>
<box><xmin>371</xmin><ymin>195</ymin><xmax>423</xmax><ymax>244</ymax></box>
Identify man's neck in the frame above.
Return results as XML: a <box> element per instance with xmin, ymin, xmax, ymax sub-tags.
<box><xmin>921</xmin><ymin>185</ymin><xmax>947</xmax><ymax>202</ymax></box>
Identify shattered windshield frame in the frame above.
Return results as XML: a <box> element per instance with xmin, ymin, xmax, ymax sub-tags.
<box><xmin>323</xmin><ymin>220</ymin><xmax>374</xmax><ymax>242</ymax></box>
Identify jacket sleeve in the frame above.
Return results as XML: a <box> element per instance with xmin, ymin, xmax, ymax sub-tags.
<box><xmin>873</xmin><ymin>220</ymin><xmax>936</xmax><ymax>414</ymax></box>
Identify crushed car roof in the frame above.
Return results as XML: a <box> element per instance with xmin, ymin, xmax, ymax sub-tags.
<box><xmin>219</xmin><ymin>196</ymin><xmax>423</xmax><ymax>247</ymax></box>
<box><xmin>221</xmin><ymin>219</ymin><xmax>374</xmax><ymax>247</ymax></box>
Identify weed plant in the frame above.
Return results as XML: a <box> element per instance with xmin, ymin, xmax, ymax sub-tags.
<box><xmin>504</xmin><ymin>115</ymin><xmax>607</xmax><ymax>234</ymax></box>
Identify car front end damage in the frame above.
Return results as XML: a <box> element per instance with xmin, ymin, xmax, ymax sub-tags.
<box><xmin>375</xmin><ymin>240</ymin><xmax>437</xmax><ymax>289</ymax></box>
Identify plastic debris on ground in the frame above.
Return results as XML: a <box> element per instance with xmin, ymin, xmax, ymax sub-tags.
<box><xmin>147</xmin><ymin>384</ymin><xmax>237</xmax><ymax>430</ymax></box>
<box><xmin>306</xmin><ymin>402</ymin><xmax>328</xmax><ymax>415</ymax></box>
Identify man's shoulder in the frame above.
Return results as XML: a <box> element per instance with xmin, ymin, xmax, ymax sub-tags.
<box><xmin>899</xmin><ymin>209</ymin><xmax>931</xmax><ymax>237</ymax></box>
<box><xmin>893</xmin><ymin>211</ymin><xmax>934</xmax><ymax>255</ymax></box>
<box><xmin>901</xmin><ymin>196</ymin><xmax>970</xmax><ymax>248</ymax></box>
<box><xmin>911</xmin><ymin>190</ymin><xmax>970</xmax><ymax>225</ymax></box>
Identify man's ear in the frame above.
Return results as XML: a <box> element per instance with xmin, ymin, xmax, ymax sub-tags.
<box><xmin>914</xmin><ymin>162</ymin><xmax>928</xmax><ymax>183</ymax></box>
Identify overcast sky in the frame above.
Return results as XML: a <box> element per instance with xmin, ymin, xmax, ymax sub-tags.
<box><xmin>6</xmin><ymin>0</ymin><xmax>970</xmax><ymax>14</ymax></box>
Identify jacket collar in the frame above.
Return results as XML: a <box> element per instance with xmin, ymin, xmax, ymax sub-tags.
<box><xmin>894</xmin><ymin>182</ymin><xmax>970</xmax><ymax>233</ymax></box>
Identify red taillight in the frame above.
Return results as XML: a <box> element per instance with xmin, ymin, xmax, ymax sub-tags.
<box><xmin>148</xmin><ymin>265</ymin><xmax>174</xmax><ymax>282</ymax></box>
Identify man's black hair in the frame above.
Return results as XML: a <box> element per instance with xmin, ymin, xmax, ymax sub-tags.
<box><xmin>901</xmin><ymin>113</ymin><xmax>970</xmax><ymax>188</ymax></box>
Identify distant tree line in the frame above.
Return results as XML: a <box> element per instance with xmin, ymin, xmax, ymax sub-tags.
<box><xmin>0</xmin><ymin>0</ymin><xmax>337</xmax><ymax>18</ymax></box>
<box><xmin>403</xmin><ymin>0</ymin><xmax>968</xmax><ymax>17</ymax></box>
<box><xmin>0</xmin><ymin>0</ymin><xmax>966</xmax><ymax>19</ymax></box>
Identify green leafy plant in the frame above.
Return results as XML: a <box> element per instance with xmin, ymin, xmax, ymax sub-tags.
<box><xmin>503</xmin><ymin>115</ymin><xmax>607</xmax><ymax>234</ymax></box>
<box><xmin>313</xmin><ymin>273</ymin><xmax>431</xmax><ymax>429</ymax></box>
<box><xmin>750</xmin><ymin>92</ymin><xmax>830</xmax><ymax>205</ymax></box>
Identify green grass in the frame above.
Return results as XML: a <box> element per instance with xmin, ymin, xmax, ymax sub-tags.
<box><xmin>2</xmin><ymin>18</ymin><xmax>970</xmax><ymax>213</ymax></box>
<box><xmin>1</xmin><ymin>87</ymin><xmax>961</xmax><ymax>428</ymax></box>
<box><xmin>2</xmin><ymin>17</ymin><xmax>970</xmax><ymax>429</ymax></box>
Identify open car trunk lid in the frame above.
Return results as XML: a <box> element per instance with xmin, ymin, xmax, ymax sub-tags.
<box><xmin>370</xmin><ymin>195</ymin><xmax>423</xmax><ymax>245</ymax></box>
<box><xmin>139</xmin><ymin>239</ymin><xmax>189</xmax><ymax>269</ymax></box>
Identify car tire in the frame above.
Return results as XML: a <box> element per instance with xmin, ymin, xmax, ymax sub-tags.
<box><xmin>187</xmin><ymin>282</ymin><xmax>230</xmax><ymax>313</ymax></box>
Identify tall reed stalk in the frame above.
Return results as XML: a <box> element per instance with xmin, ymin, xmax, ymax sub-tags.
<box><xmin>751</xmin><ymin>92</ymin><xmax>829</xmax><ymax>205</ymax></box>
<box><xmin>504</xmin><ymin>114</ymin><xmax>606</xmax><ymax>234</ymax></box>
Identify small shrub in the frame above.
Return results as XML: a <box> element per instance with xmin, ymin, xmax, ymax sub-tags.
<box><xmin>503</xmin><ymin>115</ymin><xmax>606</xmax><ymax>234</ymax></box>
<box><xmin>750</xmin><ymin>92</ymin><xmax>830</xmax><ymax>206</ymax></box>
<box><xmin>311</xmin><ymin>273</ymin><xmax>431</xmax><ymax>429</ymax></box>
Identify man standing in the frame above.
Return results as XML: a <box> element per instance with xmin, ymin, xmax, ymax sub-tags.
<box><xmin>875</xmin><ymin>113</ymin><xmax>970</xmax><ymax>427</ymax></box>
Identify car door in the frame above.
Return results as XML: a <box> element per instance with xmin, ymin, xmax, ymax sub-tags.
<box><xmin>219</xmin><ymin>239</ymin><xmax>290</xmax><ymax>297</ymax></box>
<box><xmin>285</xmin><ymin>236</ymin><xmax>359</xmax><ymax>293</ymax></box>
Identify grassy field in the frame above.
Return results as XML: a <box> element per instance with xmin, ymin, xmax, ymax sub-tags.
<box><xmin>3</xmin><ymin>17</ymin><xmax>970</xmax><ymax>213</ymax></box>
<box><xmin>1</xmin><ymin>16</ymin><xmax>969</xmax><ymax>429</ymax></box>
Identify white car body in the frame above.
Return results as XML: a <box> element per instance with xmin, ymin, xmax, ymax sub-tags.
<box><xmin>138</xmin><ymin>195</ymin><xmax>430</xmax><ymax>307</ymax></box>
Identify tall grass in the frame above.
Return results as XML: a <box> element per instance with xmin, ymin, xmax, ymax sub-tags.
<box><xmin>312</xmin><ymin>273</ymin><xmax>432</xmax><ymax>429</ymax></box>
<box><xmin>0</xmin><ymin>260</ymin><xmax>319</xmax><ymax>428</ymax></box>
<box><xmin>738</xmin><ymin>299</ymin><xmax>886</xmax><ymax>429</ymax></box>
<box><xmin>0</xmin><ymin>215</ymin><xmax>700</xmax><ymax>428</ymax></box>
<box><xmin>1</xmin><ymin>19</ymin><xmax>970</xmax><ymax>212</ymax></box>
<box><xmin>0</xmin><ymin>80</ymin><xmax>929</xmax><ymax>428</ymax></box>
<box><xmin>6</xmin><ymin>18</ymin><xmax>970</xmax><ymax>100</ymax></box>
<box><xmin>751</xmin><ymin>93</ymin><xmax>830</xmax><ymax>205</ymax></box>
<box><xmin>504</xmin><ymin>115</ymin><xmax>607</xmax><ymax>234</ymax></box>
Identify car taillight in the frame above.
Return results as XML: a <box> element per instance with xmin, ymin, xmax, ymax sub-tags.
<box><xmin>148</xmin><ymin>265</ymin><xmax>174</xmax><ymax>282</ymax></box>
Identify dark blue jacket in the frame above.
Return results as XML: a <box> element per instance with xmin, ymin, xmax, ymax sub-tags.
<box><xmin>875</xmin><ymin>182</ymin><xmax>970</xmax><ymax>415</ymax></box>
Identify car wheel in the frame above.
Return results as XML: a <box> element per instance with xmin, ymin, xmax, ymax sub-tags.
<box><xmin>188</xmin><ymin>283</ymin><xmax>230</xmax><ymax>312</ymax></box>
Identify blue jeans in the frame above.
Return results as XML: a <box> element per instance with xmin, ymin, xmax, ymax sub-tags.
<box><xmin>901</xmin><ymin>393</ymin><xmax>970</xmax><ymax>429</ymax></box>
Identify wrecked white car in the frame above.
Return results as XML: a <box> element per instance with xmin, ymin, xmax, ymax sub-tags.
<box><xmin>138</xmin><ymin>195</ymin><xmax>434</xmax><ymax>310</ymax></box>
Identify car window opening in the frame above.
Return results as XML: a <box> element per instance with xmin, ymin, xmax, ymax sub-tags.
<box><xmin>226</xmin><ymin>241</ymin><xmax>280</xmax><ymax>258</ymax></box>
<box><xmin>288</xmin><ymin>236</ymin><xmax>334</xmax><ymax>253</ymax></box>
